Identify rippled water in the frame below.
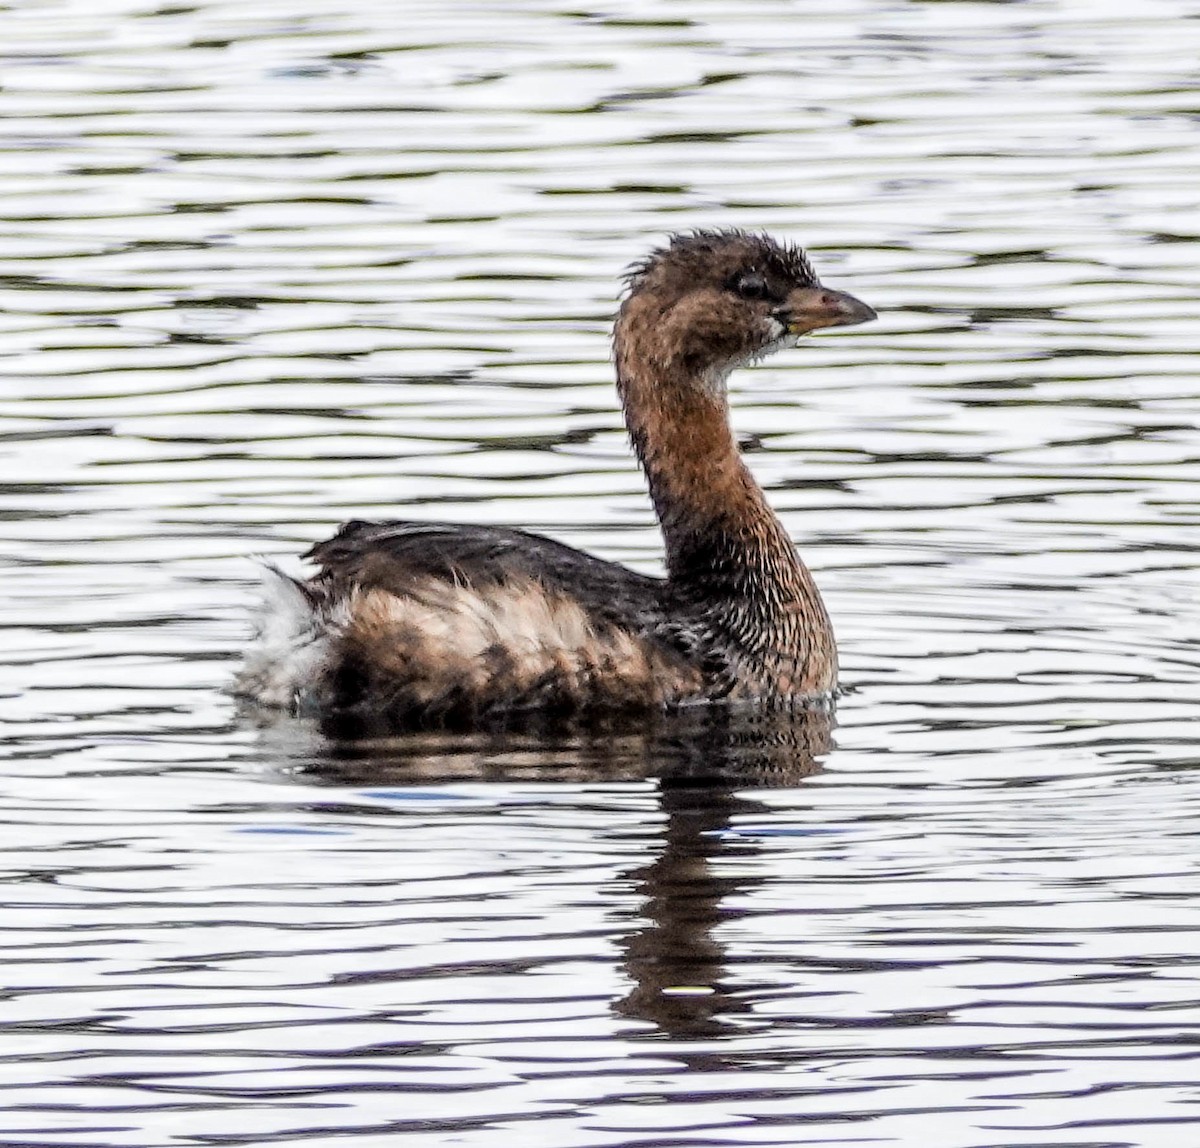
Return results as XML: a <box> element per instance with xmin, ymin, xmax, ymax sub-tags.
<box><xmin>4</xmin><ymin>0</ymin><xmax>1200</xmax><ymax>1144</ymax></box>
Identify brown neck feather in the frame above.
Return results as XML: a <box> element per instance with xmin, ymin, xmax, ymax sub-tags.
<box><xmin>614</xmin><ymin>330</ymin><xmax>836</xmax><ymax>691</ymax></box>
<box><xmin>620</xmin><ymin>366</ymin><xmax>764</xmax><ymax>576</ymax></box>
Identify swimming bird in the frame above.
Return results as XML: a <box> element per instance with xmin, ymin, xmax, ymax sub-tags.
<box><xmin>236</xmin><ymin>230</ymin><xmax>875</xmax><ymax>730</ymax></box>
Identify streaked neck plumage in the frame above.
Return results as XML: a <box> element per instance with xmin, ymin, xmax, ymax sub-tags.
<box><xmin>613</xmin><ymin>315</ymin><xmax>837</xmax><ymax>695</ymax></box>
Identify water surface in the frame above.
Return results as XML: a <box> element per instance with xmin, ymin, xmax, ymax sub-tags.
<box><xmin>4</xmin><ymin>1</ymin><xmax>1200</xmax><ymax>1145</ymax></box>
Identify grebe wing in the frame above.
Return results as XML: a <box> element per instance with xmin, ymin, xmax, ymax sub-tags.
<box><xmin>238</xmin><ymin>519</ymin><xmax>700</xmax><ymax>723</ymax></box>
<box><xmin>267</xmin><ymin>518</ymin><xmax>704</xmax><ymax>722</ymax></box>
<box><xmin>307</xmin><ymin>518</ymin><xmax>664</xmax><ymax>623</ymax></box>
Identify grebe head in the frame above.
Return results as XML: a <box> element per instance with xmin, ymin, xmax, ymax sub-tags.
<box><xmin>617</xmin><ymin>229</ymin><xmax>875</xmax><ymax>392</ymax></box>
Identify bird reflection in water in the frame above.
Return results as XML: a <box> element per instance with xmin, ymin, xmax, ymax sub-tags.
<box><xmin>270</xmin><ymin>703</ymin><xmax>832</xmax><ymax>1040</ymax></box>
<box><xmin>613</xmin><ymin>707</ymin><xmax>831</xmax><ymax>1039</ymax></box>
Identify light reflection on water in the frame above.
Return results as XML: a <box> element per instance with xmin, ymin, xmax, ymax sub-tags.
<box><xmin>4</xmin><ymin>0</ymin><xmax>1200</xmax><ymax>1145</ymax></box>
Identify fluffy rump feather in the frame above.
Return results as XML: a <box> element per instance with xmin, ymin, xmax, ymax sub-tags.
<box><xmin>234</xmin><ymin>565</ymin><xmax>337</xmax><ymax>713</ymax></box>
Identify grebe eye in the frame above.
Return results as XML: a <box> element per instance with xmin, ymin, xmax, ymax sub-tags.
<box><xmin>733</xmin><ymin>272</ymin><xmax>770</xmax><ymax>301</ymax></box>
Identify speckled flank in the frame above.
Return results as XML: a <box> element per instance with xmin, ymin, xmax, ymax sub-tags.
<box><xmin>344</xmin><ymin>579</ymin><xmax>700</xmax><ymax>710</ymax></box>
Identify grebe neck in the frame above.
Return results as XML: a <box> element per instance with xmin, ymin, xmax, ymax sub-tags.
<box><xmin>615</xmin><ymin>341</ymin><xmax>830</xmax><ymax>632</ymax></box>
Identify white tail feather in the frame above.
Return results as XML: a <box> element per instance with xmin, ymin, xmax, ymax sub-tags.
<box><xmin>234</xmin><ymin>565</ymin><xmax>332</xmax><ymax>711</ymax></box>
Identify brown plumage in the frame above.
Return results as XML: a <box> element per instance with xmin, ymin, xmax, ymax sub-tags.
<box><xmin>235</xmin><ymin>229</ymin><xmax>875</xmax><ymax>731</ymax></box>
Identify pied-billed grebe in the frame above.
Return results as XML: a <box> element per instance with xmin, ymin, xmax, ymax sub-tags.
<box><xmin>237</xmin><ymin>230</ymin><xmax>874</xmax><ymax>728</ymax></box>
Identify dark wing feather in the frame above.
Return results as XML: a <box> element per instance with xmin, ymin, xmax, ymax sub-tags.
<box><xmin>307</xmin><ymin>518</ymin><xmax>666</xmax><ymax>630</ymax></box>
